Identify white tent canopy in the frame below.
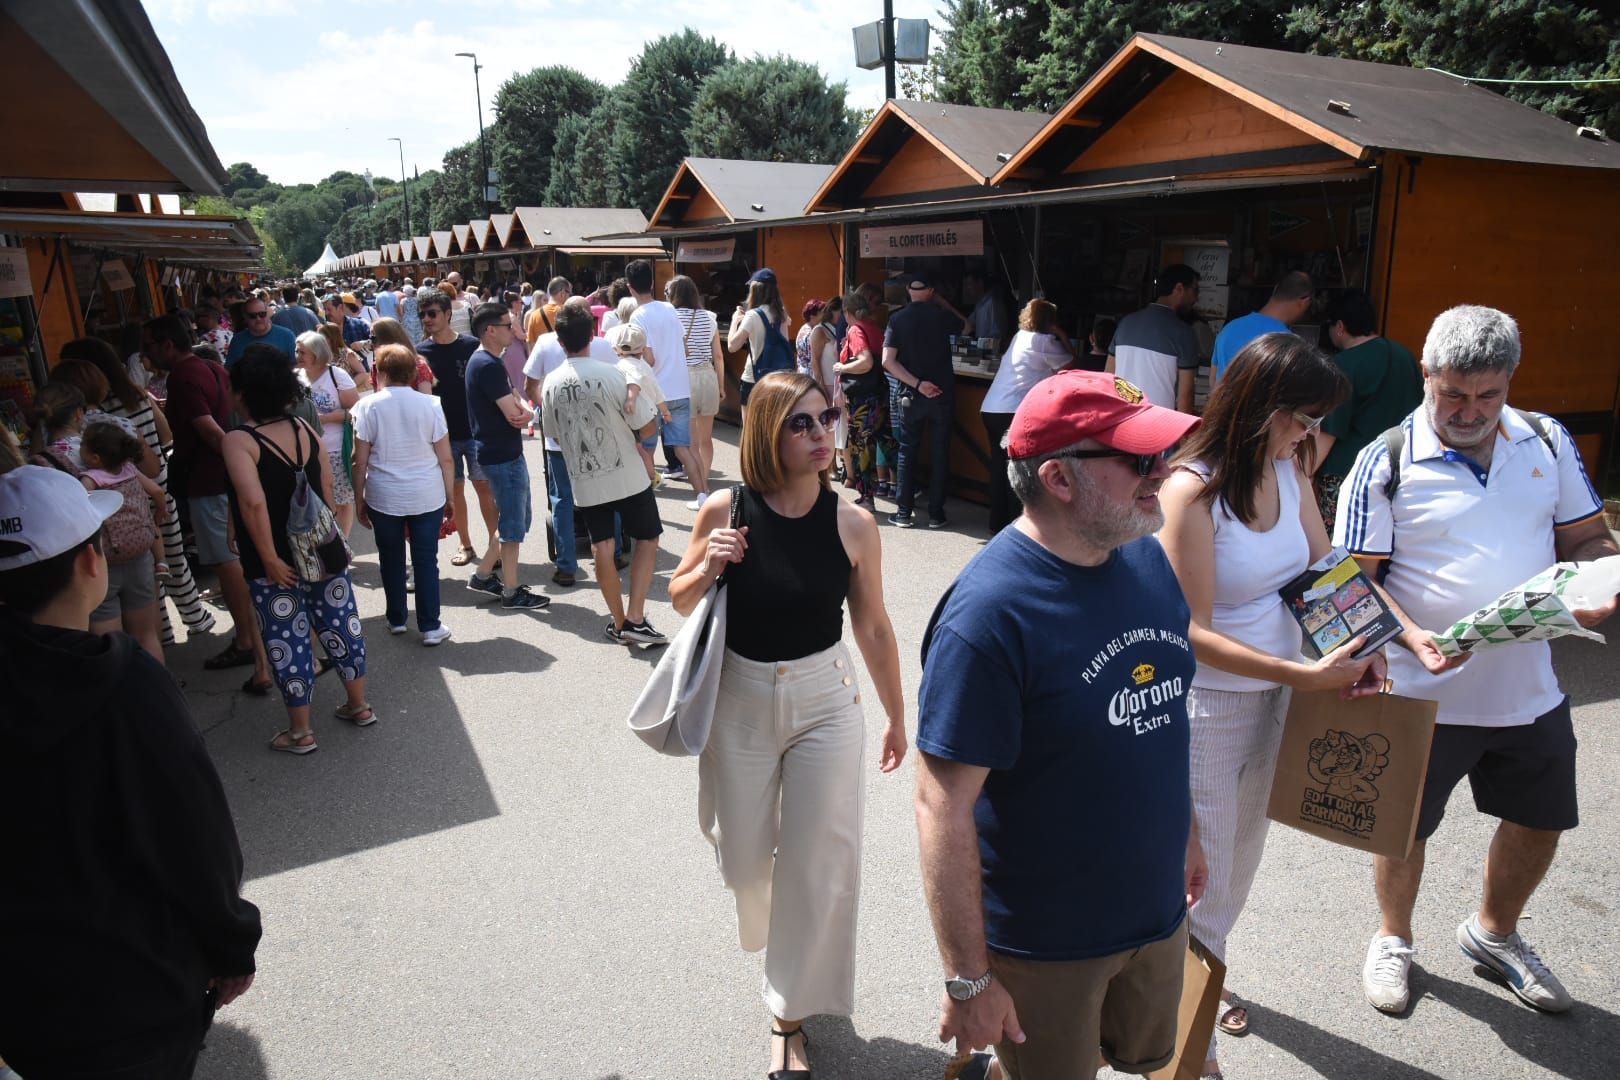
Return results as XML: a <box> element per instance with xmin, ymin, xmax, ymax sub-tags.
<box><xmin>301</xmin><ymin>242</ymin><xmax>340</xmax><ymax>279</ymax></box>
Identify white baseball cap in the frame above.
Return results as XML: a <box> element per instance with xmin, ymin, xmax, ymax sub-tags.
<box><xmin>0</xmin><ymin>465</ymin><xmax>123</xmax><ymax>570</ymax></box>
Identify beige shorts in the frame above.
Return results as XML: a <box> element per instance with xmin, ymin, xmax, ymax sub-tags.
<box><xmin>688</xmin><ymin>363</ymin><xmax>721</xmax><ymax>418</ymax></box>
<box><xmin>991</xmin><ymin>916</ymin><xmax>1186</xmax><ymax>1078</ymax></box>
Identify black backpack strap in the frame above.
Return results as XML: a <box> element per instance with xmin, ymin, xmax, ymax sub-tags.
<box><xmin>1380</xmin><ymin>424</ymin><xmax>1405</xmax><ymax>502</ymax></box>
<box><xmin>1512</xmin><ymin>407</ymin><xmax>1555</xmax><ymax>456</ymax></box>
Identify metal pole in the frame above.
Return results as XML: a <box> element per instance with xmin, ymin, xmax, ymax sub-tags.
<box><xmin>883</xmin><ymin>0</ymin><xmax>896</xmax><ymax>100</ymax></box>
<box><xmin>390</xmin><ymin>137</ymin><xmax>411</xmax><ymax>236</ymax></box>
<box><xmin>456</xmin><ymin>53</ymin><xmax>490</xmax><ymax>209</ymax></box>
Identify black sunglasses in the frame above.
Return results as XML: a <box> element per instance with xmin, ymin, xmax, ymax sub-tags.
<box><xmin>245</xmin><ymin>309</ymin><xmax>269</xmax><ymax>319</ymax></box>
<box><xmin>1056</xmin><ymin>446</ymin><xmax>1172</xmax><ymax>477</ymax></box>
<box><xmin>786</xmin><ymin>407</ymin><xmax>841</xmax><ymax>437</ymax></box>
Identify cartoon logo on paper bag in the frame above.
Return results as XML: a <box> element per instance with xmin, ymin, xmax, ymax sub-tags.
<box><xmin>1298</xmin><ymin>730</ymin><xmax>1390</xmax><ymax>837</ymax></box>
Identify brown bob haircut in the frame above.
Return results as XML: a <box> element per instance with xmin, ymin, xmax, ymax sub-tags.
<box><xmin>1172</xmin><ymin>332</ymin><xmax>1348</xmax><ymax>526</ymax></box>
<box><xmin>739</xmin><ymin>371</ymin><xmax>831</xmax><ymax>494</ymax></box>
<box><xmin>373</xmin><ymin>344</ymin><xmax>419</xmax><ymax>386</ymax></box>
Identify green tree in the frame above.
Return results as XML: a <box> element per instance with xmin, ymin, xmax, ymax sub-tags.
<box><xmin>687</xmin><ymin>55</ymin><xmax>857</xmax><ymax>163</ymax></box>
<box><xmin>222</xmin><ymin>161</ymin><xmax>271</xmax><ymax>196</ymax></box>
<box><xmin>936</xmin><ymin>0</ymin><xmax>1051</xmax><ymax>110</ymax></box>
<box><xmin>608</xmin><ymin>30</ymin><xmax>733</xmax><ymax>214</ymax></box>
<box><xmin>262</xmin><ymin>189</ymin><xmax>342</xmax><ymax>269</ymax></box>
<box><xmin>491</xmin><ymin>66</ymin><xmax>608</xmax><ymax>207</ymax></box>
<box><xmin>425</xmin><ymin>140</ymin><xmax>483</xmax><ymax>230</ymax></box>
<box><xmin>545</xmin><ymin>102</ymin><xmax>622</xmax><ymax>207</ymax></box>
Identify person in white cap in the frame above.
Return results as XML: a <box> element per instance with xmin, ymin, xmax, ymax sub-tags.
<box><xmin>0</xmin><ymin>466</ymin><xmax>261</xmax><ymax>1077</ymax></box>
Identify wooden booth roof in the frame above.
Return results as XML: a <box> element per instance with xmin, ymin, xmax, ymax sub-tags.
<box><xmin>807</xmin><ymin>100</ymin><xmax>1053</xmax><ymax>212</ymax></box>
<box><xmin>512</xmin><ymin>207</ymin><xmax>658</xmax><ymax>252</ymax></box>
<box><xmin>0</xmin><ymin>0</ymin><xmax>228</xmax><ymax>195</ymax></box>
<box><xmin>649</xmin><ymin>158</ymin><xmax>837</xmax><ymax>228</ymax></box>
<box><xmin>997</xmin><ymin>33</ymin><xmax>1620</xmax><ymax>185</ymax></box>
<box><xmin>467</xmin><ymin>219</ymin><xmax>493</xmax><ymax>251</ymax></box>
<box><xmin>0</xmin><ymin>207</ymin><xmax>263</xmax><ymax>269</ymax></box>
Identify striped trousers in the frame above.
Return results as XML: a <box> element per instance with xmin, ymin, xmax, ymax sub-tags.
<box><xmin>155</xmin><ymin>481</ymin><xmax>216</xmax><ymax>645</ymax></box>
<box><xmin>1186</xmin><ymin>684</ymin><xmax>1290</xmax><ymax>1060</ymax></box>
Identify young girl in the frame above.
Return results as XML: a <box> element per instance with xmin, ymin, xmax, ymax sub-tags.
<box><xmin>80</xmin><ymin>420</ymin><xmax>170</xmax><ymax>580</ymax></box>
<box><xmin>31</xmin><ymin>383</ymin><xmax>87</xmax><ymax>467</ymax></box>
<box><xmin>607</xmin><ymin>322</ymin><xmax>671</xmax><ymax>487</ymax></box>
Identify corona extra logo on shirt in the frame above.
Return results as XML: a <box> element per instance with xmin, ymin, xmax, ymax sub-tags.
<box><xmin>1108</xmin><ymin>664</ymin><xmax>1183</xmax><ymax>734</ymax></box>
<box><xmin>1114</xmin><ymin>377</ymin><xmax>1144</xmax><ymax>404</ymax></box>
<box><xmin>1132</xmin><ymin>662</ymin><xmax>1155</xmax><ymax>685</ymax></box>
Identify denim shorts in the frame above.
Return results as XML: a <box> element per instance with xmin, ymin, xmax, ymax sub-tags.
<box><xmin>481</xmin><ymin>455</ymin><xmax>531</xmax><ymax>542</ymax></box>
<box><xmin>188</xmin><ymin>493</ymin><xmax>237</xmax><ymax>566</ymax></box>
<box><xmin>450</xmin><ymin>437</ymin><xmax>486</xmax><ymax>482</ymax></box>
<box><xmin>660</xmin><ymin>397</ymin><xmax>691</xmax><ymax>447</ymax></box>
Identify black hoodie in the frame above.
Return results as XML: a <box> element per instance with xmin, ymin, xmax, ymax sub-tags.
<box><xmin>0</xmin><ymin>608</ymin><xmax>262</xmax><ymax>1064</ymax></box>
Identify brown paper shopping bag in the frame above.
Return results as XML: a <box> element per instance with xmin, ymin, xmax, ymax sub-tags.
<box><xmin>1145</xmin><ymin>933</ymin><xmax>1226</xmax><ymax>1080</ymax></box>
<box><xmin>1266</xmin><ymin>689</ymin><xmax>1438</xmax><ymax>860</ymax></box>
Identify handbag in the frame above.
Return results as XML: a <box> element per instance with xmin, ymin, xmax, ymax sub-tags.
<box><xmin>626</xmin><ymin>486</ymin><xmax>743</xmax><ymax>756</ymax></box>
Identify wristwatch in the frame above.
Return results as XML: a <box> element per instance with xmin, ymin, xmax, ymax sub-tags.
<box><xmin>946</xmin><ymin>970</ymin><xmax>993</xmax><ymax>1001</ymax></box>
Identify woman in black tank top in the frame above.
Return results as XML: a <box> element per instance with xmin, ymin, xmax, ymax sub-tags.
<box><xmin>670</xmin><ymin>371</ymin><xmax>907</xmax><ymax>1080</ymax></box>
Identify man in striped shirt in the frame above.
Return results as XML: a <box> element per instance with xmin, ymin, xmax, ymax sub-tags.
<box><xmin>1107</xmin><ymin>265</ymin><xmax>1201</xmax><ymax>414</ymax></box>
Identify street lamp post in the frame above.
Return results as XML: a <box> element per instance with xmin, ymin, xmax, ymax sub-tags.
<box><xmin>388</xmin><ymin>136</ymin><xmax>411</xmax><ymax>236</ymax></box>
<box><xmin>454</xmin><ymin>51</ymin><xmax>491</xmax><ymax>208</ymax></box>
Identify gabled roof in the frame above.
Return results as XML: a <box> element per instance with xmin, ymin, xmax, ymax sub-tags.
<box><xmin>808</xmin><ymin>99</ymin><xmax>1052</xmax><ymax>211</ymax></box>
<box><xmin>996</xmin><ymin>33</ymin><xmax>1620</xmax><ymax>184</ymax></box>
<box><xmin>649</xmin><ymin>157</ymin><xmax>837</xmax><ymax>228</ymax></box>
<box><xmin>413</xmin><ymin>235</ymin><xmax>432</xmax><ymax>260</ymax></box>
<box><xmin>467</xmin><ymin>219</ymin><xmax>492</xmax><ymax>251</ymax></box>
<box><xmin>430</xmin><ymin>230</ymin><xmax>454</xmax><ymax>259</ymax></box>
<box><xmin>452</xmin><ymin>224</ymin><xmax>471</xmax><ymax>252</ymax></box>
<box><xmin>490</xmin><ymin>213</ymin><xmax>519</xmax><ymax>247</ymax></box>
<box><xmin>511</xmin><ymin>207</ymin><xmax>653</xmax><ymax>249</ymax></box>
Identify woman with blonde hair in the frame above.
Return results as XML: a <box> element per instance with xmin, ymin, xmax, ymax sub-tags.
<box><xmin>979</xmin><ymin>298</ymin><xmax>1076</xmax><ymax>532</ymax></box>
<box><xmin>669</xmin><ymin>370</ymin><xmax>907</xmax><ymax>1080</ymax></box>
<box><xmin>317</xmin><ymin>321</ymin><xmax>371</xmax><ymax>390</ymax></box>
<box><xmin>295</xmin><ymin>330</ymin><xmax>360</xmax><ymax>536</ymax></box>
<box><xmin>368</xmin><ymin>317</ymin><xmax>434</xmax><ymax>393</ymax></box>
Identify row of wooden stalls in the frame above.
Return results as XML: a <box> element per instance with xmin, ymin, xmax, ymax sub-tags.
<box><xmin>589</xmin><ymin>33</ymin><xmax>1620</xmax><ymax>504</ymax></box>
<box><xmin>0</xmin><ymin>0</ymin><xmax>264</xmax><ymax>445</ymax></box>
<box><xmin>330</xmin><ymin>207</ymin><xmax>667</xmax><ymax>300</ymax></box>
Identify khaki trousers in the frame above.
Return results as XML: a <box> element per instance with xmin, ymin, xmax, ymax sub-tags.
<box><xmin>698</xmin><ymin>643</ymin><xmax>867</xmax><ymax>1019</ymax></box>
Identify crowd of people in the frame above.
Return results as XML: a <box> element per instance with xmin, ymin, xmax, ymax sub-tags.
<box><xmin>0</xmin><ymin>251</ymin><xmax>1614</xmax><ymax>1080</ymax></box>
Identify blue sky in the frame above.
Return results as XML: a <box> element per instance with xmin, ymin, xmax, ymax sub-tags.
<box><xmin>141</xmin><ymin>0</ymin><xmax>910</xmax><ymax>187</ymax></box>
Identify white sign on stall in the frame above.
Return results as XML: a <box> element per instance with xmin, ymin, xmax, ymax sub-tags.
<box><xmin>101</xmin><ymin>259</ymin><xmax>136</xmax><ymax>291</ymax></box>
<box><xmin>0</xmin><ymin>248</ymin><xmax>32</xmax><ymax>299</ymax></box>
<box><xmin>676</xmin><ymin>238</ymin><xmax>737</xmax><ymax>263</ymax></box>
<box><xmin>859</xmin><ymin>219</ymin><xmax>983</xmax><ymax>258</ymax></box>
<box><xmin>1184</xmin><ymin>244</ymin><xmax>1231</xmax><ymax>321</ymax></box>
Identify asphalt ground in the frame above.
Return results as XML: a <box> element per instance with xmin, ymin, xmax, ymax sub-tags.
<box><xmin>167</xmin><ymin>428</ymin><xmax>1619</xmax><ymax>1079</ymax></box>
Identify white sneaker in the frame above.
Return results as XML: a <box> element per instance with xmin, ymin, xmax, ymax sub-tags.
<box><xmin>1364</xmin><ymin>934</ymin><xmax>1415</xmax><ymax>1013</ymax></box>
<box><xmin>1457</xmin><ymin>914</ymin><xmax>1572</xmax><ymax>1012</ymax></box>
<box><xmin>686</xmin><ymin>492</ymin><xmax>708</xmax><ymax>511</ymax></box>
<box><xmin>422</xmin><ymin>625</ymin><xmax>453</xmax><ymax>647</ymax></box>
<box><xmin>388</xmin><ymin>624</ymin><xmax>408</xmax><ymax>635</ymax></box>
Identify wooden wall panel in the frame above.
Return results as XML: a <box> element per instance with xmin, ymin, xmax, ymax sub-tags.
<box><xmin>762</xmin><ymin>223</ymin><xmax>844</xmax><ymax>327</ymax></box>
<box><xmin>682</xmin><ymin>188</ymin><xmax>729</xmax><ymax>225</ymax></box>
<box><xmin>862</xmin><ymin>133</ymin><xmax>974</xmax><ymax>199</ymax></box>
<box><xmin>27</xmin><ymin>238</ymin><xmax>82</xmax><ymax>364</ymax></box>
<box><xmin>1063</xmin><ymin>68</ymin><xmax>1319</xmax><ymax>175</ymax></box>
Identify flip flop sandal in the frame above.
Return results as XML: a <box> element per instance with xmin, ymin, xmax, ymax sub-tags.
<box><xmin>450</xmin><ymin>545</ymin><xmax>477</xmax><ymax>566</ymax></box>
<box><xmin>1217</xmin><ymin>996</ymin><xmax>1250</xmax><ymax>1036</ymax></box>
<box><xmin>335</xmin><ymin>703</ymin><xmax>377</xmax><ymax>727</ymax></box>
<box><xmin>269</xmin><ymin>729</ymin><xmax>318</xmax><ymax>755</ymax></box>
<box><xmin>241</xmin><ymin>676</ymin><xmax>274</xmax><ymax>697</ymax></box>
<box><xmin>204</xmin><ymin>642</ymin><xmax>256</xmax><ymax>670</ymax></box>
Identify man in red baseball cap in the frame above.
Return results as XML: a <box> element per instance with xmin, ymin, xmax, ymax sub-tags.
<box><xmin>915</xmin><ymin>370</ymin><xmax>1205</xmax><ymax>1080</ymax></box>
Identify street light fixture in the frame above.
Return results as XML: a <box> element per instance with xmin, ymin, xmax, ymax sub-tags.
<box><xmin>388</xmin><ymin>136</ymin><xmax>411</xmax><ymax>235</ymax></box>
<box><xmin>454</xmin><ymin>51</ymin><xmax>495</xmax><ymax>207</ymax></box>
<box><xmin>852</xmin><ymin>3</ymin><xmax>930</xmax><ymax>100</ymax></box>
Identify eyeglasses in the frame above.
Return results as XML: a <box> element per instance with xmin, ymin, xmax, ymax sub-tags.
<box><xmin>1292</xmin><ymin>410</ymin><xmax>1325</xmax><ymax>434</ymax></box>
<box><xmin>419</xmin><ymin>308</ymin><xmax>443</xmax><ymax>319</ymax></box>
<box><xmin>785</xmin><ymin>407</ymin><xmax>842</xmax><ymax>437</ymax></box>
<box><xmin>1055</xmin><ymin>446</ymin><xmax>1172</xmax><ymax>477</ymax></box>
<box><xmin>245</xmin><ymin>309</ymin><xmax>269</xmax><ymax>319</ymax></box>
<box><xmin>493</xmin><ymin>321</ymin><xmax>513</xmax><ymax>330</ymax></box>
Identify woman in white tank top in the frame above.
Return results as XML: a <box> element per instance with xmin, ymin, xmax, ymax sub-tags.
<box><xmin>1159</xmin><ymin>333</ymin><xmax>1387</xmax><ymax>1078</ymax></box>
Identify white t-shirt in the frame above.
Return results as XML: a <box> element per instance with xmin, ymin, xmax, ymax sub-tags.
<box><xmin>448</xmin><ymin>299</ymin><xmax>472</xmax><ymax>336</ymax></box>
<box><xmin>630</xmin><ymin>299</ymin><xmax>690</xmax><ymax>402</ymax></box>
<box><xmin>349</xmin><ymin>386</ymin><xmax>449</xmax><ymax>517</ymax></box>
<box><xmin>524</xmin><ymin>334</ymin><xmax>618</xmax><ymax>452</ymax></box>
<box><xmin>599</xmin><ymin>309</ymin><xmax>621</xmax><ymax>335</ymax></box>
<box><xmin>1335</xmin><ymin>406</ymin><xmax>1603</xmax><ymax>727</ymax></box>
<box><xmin>541</xmin><ymin>354</ymin><xmax>657</xmax><ymax>509</ymax></box>
<box><xmin>982</xmin><ymin>330</ymin><xmax>1070</xmax><ymax>414</ymax></box>
<box><xmin>300</xmin><ymin>365</ymin><xmax>357</xmax><ymax>455</ymax></box>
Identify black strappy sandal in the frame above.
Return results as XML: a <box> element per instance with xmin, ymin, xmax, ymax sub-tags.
<box><xmin>768</xmin><ymin>1026</ymin><xmax>811</xmax><ymax>1080</ymax></box>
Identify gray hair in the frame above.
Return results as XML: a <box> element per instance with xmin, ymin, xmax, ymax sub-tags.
<box><xmin>1007</xmin><ymin>438</ymin><xmax>1088</xmax><ymax>506</ymax></box>
<box><xmin>1423</xmin><ymin>304</ymin><xmax>1520</xmax><ymax>376</ymax></box>
<box><xmin>842</xmin><ymin>290</ymin><xmax>870</xmax><ymax>319</ymax></box>
<box><xmin>295</xmin><ymin>330</ymin><xmax>333</xmax><ymax>367</ymax></box>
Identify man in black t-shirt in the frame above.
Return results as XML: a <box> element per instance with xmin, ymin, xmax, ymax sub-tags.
<box><xmin>417</xmin><ymin>286</ymin><xmax>498</xmax><ymax>566</ymax></box>
<box><xmin>882</xmin><ymin>270</ymin><xmax>958</xmax><ymax>528</ymax></box>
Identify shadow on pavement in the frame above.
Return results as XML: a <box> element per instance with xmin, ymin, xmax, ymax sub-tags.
<box><xmin>804</xmin><ymin>1016</ymin><xmax>956</xmax><ymax>1080</ymax></box>
<box><xmin>1552</xmin><ymin>632</ymin><xmax>1619</xmax><ymax>709</ymax></box>
<box><xmin>1240</xmin><ymin>1000</ymin><xmax>1446</xmax><ymax>1079</ymax></box>
<box><xmin>1420</xmin><ymin>968</ymin><xmax>1619</xmax><ymax>1080</ymax></box>
<box><xmin>196</xmin><ymin>1021</ymin><xmax>268</xmax><ymax>1079</ymax></box>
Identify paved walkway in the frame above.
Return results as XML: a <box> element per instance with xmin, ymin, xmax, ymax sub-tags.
<box><xmin>177</xmin><ymin>429</ymin><xmax>1619</xmax><ymax>1079</ymax></box>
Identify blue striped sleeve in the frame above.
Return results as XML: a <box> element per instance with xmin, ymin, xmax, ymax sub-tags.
<box><xmin>1545</xmin><ymin>416</ymin><xmax>1604</xmax><ymax>526</ymax></box>
<box><xmin>1336</xmin><ymin>433</ymin><xmax>1395</xmax><ymax>556</ymax></box>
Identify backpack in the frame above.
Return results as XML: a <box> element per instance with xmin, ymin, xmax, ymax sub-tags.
<box><xmin>246</xmin><ymin>421</ymin><xmax>351</xmax><ymax>583</ymax></box>
<box><xmin>97</xmin><ymin>473</ymin><xmax>159</xmax><ymax>564</ymax></box>
<box><xmin>1380</xmin><ymin>408</ymin><xmax>1554</xmax><ymax>500</ymax></box>
<box><xmin>750</xmin><ymin>306</ymin><xmax>794</xmax><ymax>380</ymax></box>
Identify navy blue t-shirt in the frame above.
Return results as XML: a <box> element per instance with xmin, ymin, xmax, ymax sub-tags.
<box><xmin>917</xmin><ymin>528</ymin><xmax>1194</xmax><ymax>961</ymax></box>
<box><xmin>466</xmin><ymin>347</ymin><xmax>521</xmax><ymax>466</ymax></box>
<box><xmin>419</xmin><ymin>334</ymin><xmax>479</xmax><ymax>442</ymax></box>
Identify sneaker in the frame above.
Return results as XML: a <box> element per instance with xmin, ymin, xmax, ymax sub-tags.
<box><xmin>659</xmin><ymin>464</ymin><xmax>687</xmax><ymax>479</ymax></box>
<box><xmin>889</xmin><ymin>511</ymin><xmax>915</xmax><ymax>528</ymax></box>
<box><xmin>552</xmin><ymin>568</ymin><xmax>576</xmax><ymax>587</ymax></box>
<box><xmin>686</xmin><ymin>492</ymin><xmax>709</xmax><ymax>511</ymax></box>
<box><xmin>388</xmin><ymin>623</ymin><xmax>408</xmax><ymax>636</ymax></box>
<box><xmin>1364</xmin><ymin>934</ymin><xmax>1416</xmax><ymax>1013</ymax></box>
<box><xmin>928</xmin><ymin>516</ymin><xmax>949</xmax><ymax>529</ymax></box>
<box><xmin>604</xmin><ymin>619</ymin><xmax>626</xmax><ymax>644</ymax></box>
<box><xmin>1457</xmin><ymin>914</ymin><xmax>1572</xmax><ymax>1012</ymax></box>
<box><xmin>422</xmin><ymin>625</ymin><xmax>453</xmax><ymax>647</ymax></box>
<box><xmin>621</xmin><ymin>619</ymin><xmax>668</xmax><ymax>646</ymax></box>
<box><xmin>500</xmin><ymin>585</ymin><xmax>551</xmax><ymax>611</ymax></box>
<box><xmin>468</xmin><ymin>572</ymin><xmax>503</xmax><ymax>598</ymax></box>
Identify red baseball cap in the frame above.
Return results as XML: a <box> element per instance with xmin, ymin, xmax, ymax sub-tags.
<box><xmin>1007</xmin><ymin>370</ymin><xmax>1200</xmax><ymax>459</ymax></box>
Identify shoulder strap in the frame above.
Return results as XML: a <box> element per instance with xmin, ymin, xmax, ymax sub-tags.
<box><xmin>1380</xmin><ymin>424</ymin><xmax>1405</xmax><ymax>501</ymax></box>
<box><xmin>245</xmin><ymin>420</ymin><xmax>305</xmax><ymax>470</ymax></box>
<box><xmin>1512</xmin><ymin>407</ymin><xmax>1555</xmax><ymax>455</ymax></box>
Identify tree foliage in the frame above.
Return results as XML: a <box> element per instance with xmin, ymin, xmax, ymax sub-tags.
<box><xmin>545</xmin><ymin>102</ymin><xmax>622</xmax><ymax>208</ymax></box>
<box><xmin>687</xmin><ymin>55</ymin><xmax>857</xmax><ymax>163</ymax></box>
<box><xmin>490</xmin><ymin>66</ymin><xmax>608</xmax><ymax>208</ymax></box>
<box><xmin>424</xmin><ymin>140</ymin><xmax>484</xmax><ymax>231</ymax></box>
<box><xmin>608</xmin><ymin>30</ymin><xmax>734</xmax><ymax>215</ymax></box>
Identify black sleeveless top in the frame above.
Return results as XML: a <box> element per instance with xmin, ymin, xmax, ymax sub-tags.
<box><xmin>724</xmin><ymin>486</ymin><xmax>852</xmax><ymax>662</ymax></box>
<box><xmin>229</xmin><ymin>418</ymin><xmax>323</xmax><ymax>582</ymax></box>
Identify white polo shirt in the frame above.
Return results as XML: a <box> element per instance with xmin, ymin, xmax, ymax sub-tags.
<box><xmin>1334</xmin><ymin>405</ymin><xmax>1602</xmax><ymax>727</ymax></box>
